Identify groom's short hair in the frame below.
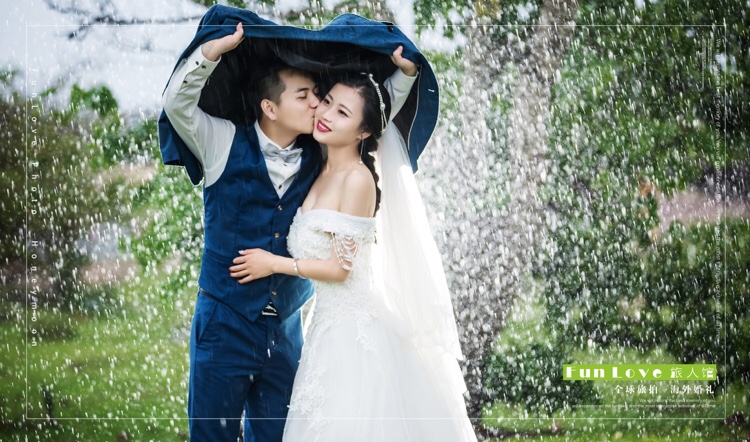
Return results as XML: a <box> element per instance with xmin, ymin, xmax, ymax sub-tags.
<box><xmin>251</xmin><ymin>61</ymin><xmax>314</xmax><ymax>122</ymax></box>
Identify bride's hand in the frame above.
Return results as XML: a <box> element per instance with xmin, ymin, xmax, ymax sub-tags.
<box><xmin>390</xmin><ymin>45</ymin><xmax>417</xmax><ymax>77</ymax></box>
<box><xmin>230</xmin><ymin>248</ymin><xmax>276</xmax><ymax>284</ymax></box>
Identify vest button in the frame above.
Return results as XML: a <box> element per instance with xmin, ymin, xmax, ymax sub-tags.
<box><xmin>271</xmin><ymin>291</ymin><xmax>277</xmax><ymax>296</ymax></box>
<box><xmin>274</xmin><ymin>232</ymin><xmax>280</xmax><ymax>238</ymax></box>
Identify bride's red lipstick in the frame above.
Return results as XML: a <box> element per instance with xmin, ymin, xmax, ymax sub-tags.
<box><xmin>316</xmin><ymin>120</ymin><xmax>331</xmax><ymax>132</ymax></box>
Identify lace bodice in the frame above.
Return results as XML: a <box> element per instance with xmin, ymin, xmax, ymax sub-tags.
<box><xmin>287</xmin><ymin>208</ymin><xmax>379</xmax><ymax>332</ymax></box>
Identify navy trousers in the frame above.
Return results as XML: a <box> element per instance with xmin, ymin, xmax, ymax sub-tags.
<box><xmin>188</xmin><ymin>291</ymin><xmax>303</xmax><ymax>441</ymax></box>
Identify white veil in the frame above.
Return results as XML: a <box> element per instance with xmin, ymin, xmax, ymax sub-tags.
<box><xmin>373</xmin><ymin>122</ymin><xmax>468</xmax><ymax>396</ymax></box>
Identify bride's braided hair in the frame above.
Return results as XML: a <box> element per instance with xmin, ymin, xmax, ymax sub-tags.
<box><xmin>337</xmin><ymin>73</ymin><xmax>392</xmax><ymax>215</ymax></box>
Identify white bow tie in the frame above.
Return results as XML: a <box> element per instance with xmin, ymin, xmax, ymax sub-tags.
<box><xmin>261</xmin><ymin>143</ymin><xmax>302</xmax><ymax>164</ymax></box>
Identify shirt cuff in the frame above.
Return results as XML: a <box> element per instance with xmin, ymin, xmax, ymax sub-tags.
<box><xmin>391</xmin><ymin>68</ymin><xmax>419</xmax><ymax>90</ymax></box>
<box><xmin>391</xmin><ymin>68</ymin><xmax>418</xmax><ymax>84</ymax></box>
<box><xmin>185</xmin><ymin>46</ymin><xmax>221</xmax><ymax>76</ymax></box>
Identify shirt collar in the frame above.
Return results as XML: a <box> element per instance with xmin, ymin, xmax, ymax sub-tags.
<box><xmin>254</xmin><ymin>121</ymin><xmax>299</xmax><ymax>154</ymax></box>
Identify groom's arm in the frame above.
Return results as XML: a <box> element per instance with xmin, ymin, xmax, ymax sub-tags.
<box><xmin>383</xmin><ymin>69</ymin><xmax>418</xmax><ymax>122</ymax></box>
<box><xmin>161</xmin><ymin>47</ymin><xmax>235</xmax><ymax>187</ymax></box>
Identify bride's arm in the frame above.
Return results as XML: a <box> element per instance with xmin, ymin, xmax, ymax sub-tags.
<box><xmin>233</xmin><ymin>243</ymin><xmax>350</xmax><ymax>283</ymax></box>
<box><xmin>230</xmin><ymin>170</ymin><xmax>373</xmax><ymax>284</ymax></box>
<box><xmin>385</xmin><ymin>46</ymin><xmax>418</xmax><ymax>120</ymax></box>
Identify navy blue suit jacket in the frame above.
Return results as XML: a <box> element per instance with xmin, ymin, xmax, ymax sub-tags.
<box><xmin>158</xmin><ymin>5</ymin><xmax>440</xmax><ymax>185</ymax></box>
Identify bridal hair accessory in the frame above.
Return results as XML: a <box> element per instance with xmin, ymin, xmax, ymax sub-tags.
<box><xmin>362</xmin><ymin>72</ymin><xmax>387</xmax><ymax>132</ymax></box>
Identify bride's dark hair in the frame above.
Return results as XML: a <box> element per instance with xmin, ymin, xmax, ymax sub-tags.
<box><xmin>336</xmin><ymin>73</ymin><xmax>392</xmax><ymax>215</ymax></box>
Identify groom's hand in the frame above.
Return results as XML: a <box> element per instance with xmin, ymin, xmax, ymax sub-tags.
<box><xmin>390</xmin><ymin>45</ymin><xmax>417</xmax><ymax>77</ymax></box>
<box><xmin>201</xmin><ymin>22</ymin><xmax>245</xmax><ymax>62</ymax></box>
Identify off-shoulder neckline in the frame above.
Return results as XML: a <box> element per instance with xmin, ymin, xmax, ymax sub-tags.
<box><xmin>297</xmin><ymin>207</ymin><xmax>376</xmax><ymax>222</ymax></box>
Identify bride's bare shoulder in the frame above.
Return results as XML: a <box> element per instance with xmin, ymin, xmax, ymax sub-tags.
<box><xmin>339</xmin><ymin>167</ymin><xmax>375</xmax><ymax>218</ymax></box>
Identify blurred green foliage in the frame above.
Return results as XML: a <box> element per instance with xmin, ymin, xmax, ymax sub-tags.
<box><xmin>192</xmin><ymin>0</ymin><xmax>269</xmax><ymax>9</ymax></box>
<box><xmin>643</xmin><ymin>220</ymin><xmax>750</xmax><ymax>386</ymax></box>
<box><xmin>484</xmin><ymin>341</ymin><xmax>601</xmax><ymax>414</ymax></box>
<box><xmin>478</xmin><ymin>0</ymin><xmax>749</xmax><ymax>416</ymax></box>
<box><xmin>0</xmin><ymin>82</ymin><xmax>167</xmax><ymax>314</ymax></box>
<box><xmin>124</xmin><ymin>156</ymin><xmax>204</xmax><ymax>297</ymax></box>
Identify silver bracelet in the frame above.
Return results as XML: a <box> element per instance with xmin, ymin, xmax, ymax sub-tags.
<box><xmin>293</xmin><ymin>258</ymin><xmax>306</xmax><ymax>279</ymax></box>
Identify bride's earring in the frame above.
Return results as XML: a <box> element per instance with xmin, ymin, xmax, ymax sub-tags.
<box><xmin>359</xmin><ymin>137</ymin><xmax>364</xmax><ymax>164</ymax></box>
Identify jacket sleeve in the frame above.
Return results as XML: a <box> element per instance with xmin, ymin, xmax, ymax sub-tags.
<box><xmin>383</xmin><ymin>69</ymin><xmax>417</xmax><ymax>122</ymax></box>
<box><xmin>161</xmin><ymin>46</ymin><xmax>236</xmax><ymax>187</ymax></box>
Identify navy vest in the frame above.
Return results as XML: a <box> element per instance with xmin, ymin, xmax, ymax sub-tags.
<box><xmin>197</xmin><ymin>125</ymin><xmax>321</xmax><ymax>322</ymax></box>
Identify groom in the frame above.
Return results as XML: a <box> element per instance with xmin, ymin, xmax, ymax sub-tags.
<box><xmin>161</xmin><ymin>22</ymin><xmax>418</xmax><ymax>442</ymax></box>
<box><xmin>161</xmin><ymin>24</ymin><xmax>322</xmax><ymax>441</ymax></box>
<box><xmin>159</xmin><ymin>5</ymin><xmax>434</xmax><ymax>442</ymax></box>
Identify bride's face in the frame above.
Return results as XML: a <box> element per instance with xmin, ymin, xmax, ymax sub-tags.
<box><xmin>313</xmin><ymin>84</ymin><xmax>370</xmax><ymax>148</ymax></box>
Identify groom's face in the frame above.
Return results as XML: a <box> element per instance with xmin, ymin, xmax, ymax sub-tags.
<box><xmin>272</xmin><ymin>70</ymin><xmax>320</xmax><ymax>135</ymax></box>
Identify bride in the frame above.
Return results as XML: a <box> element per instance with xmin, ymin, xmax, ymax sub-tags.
<box><xmin>231</xmin><ymin>61</ymin><xmax>477</xmax><ymax>441</ymax></box>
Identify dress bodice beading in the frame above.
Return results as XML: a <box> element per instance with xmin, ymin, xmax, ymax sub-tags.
<box><xmin>287</xmin><ymin>209</ymin><xmax>380</xmax><ymax>338</ymax></box>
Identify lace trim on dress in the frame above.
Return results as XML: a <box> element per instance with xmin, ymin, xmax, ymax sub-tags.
<box><xmin>287</xmin><ymin>335</ymin><xmax>330</xmax><ymax>438</ymax></box>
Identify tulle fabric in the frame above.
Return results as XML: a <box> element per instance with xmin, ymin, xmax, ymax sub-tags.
<box><xmin>284</xmin><ymin>309</ymin><xmax>475</xmax><ymax>442</ymax></box>
<box><xmin>374</xmin><ymin>122</ymin><xmax>468</xmax><ymax>396</ymax></box>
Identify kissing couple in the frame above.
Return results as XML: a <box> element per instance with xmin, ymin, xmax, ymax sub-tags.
<box><xmin>159</xmin><ymin>5</ymin><xmax>477</xmax><ymax>441</ymax></box>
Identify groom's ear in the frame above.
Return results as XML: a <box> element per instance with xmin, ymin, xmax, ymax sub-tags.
<box><xmin>260</xmin><ymin>99</ymin><xmax>278</xmax><ymax>121</ymax></box>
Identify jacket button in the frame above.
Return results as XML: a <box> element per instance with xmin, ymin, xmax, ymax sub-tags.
<box><xmin>278</xmin><ymin>205</ymin><xmax>283</xmax><ymax>211</ymax></box>
<box><xmin>271</xmin><ymin>291</ymin><xmax>277</xmax><ymax>296</ymax></box>
<box><xmin>274</xmin><ymin>232</ymin><xmax>280</xmax><ymax>238</ymax></box>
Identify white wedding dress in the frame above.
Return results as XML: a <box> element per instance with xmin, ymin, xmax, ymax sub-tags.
<box><xmin>282</xmin><ymin>207</ymin><xmax>477</xmax><ymax>442</ymax></box>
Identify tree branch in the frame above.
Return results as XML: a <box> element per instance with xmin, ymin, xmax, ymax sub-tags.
<box><xmin>43</xmin><ymin>0</ymin><xmax>204</xmax><ymax>40</ymax></box>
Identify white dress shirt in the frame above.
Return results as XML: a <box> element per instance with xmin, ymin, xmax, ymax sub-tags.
<box><xmin>162</xmin><ymin>46</ymin><xmax>418</xmax><ymax>191</ymax></box>
<box><xmin>254</xmin><ymin>121</ymin><xmax>303</xmax><ymax>197</ymax></box>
